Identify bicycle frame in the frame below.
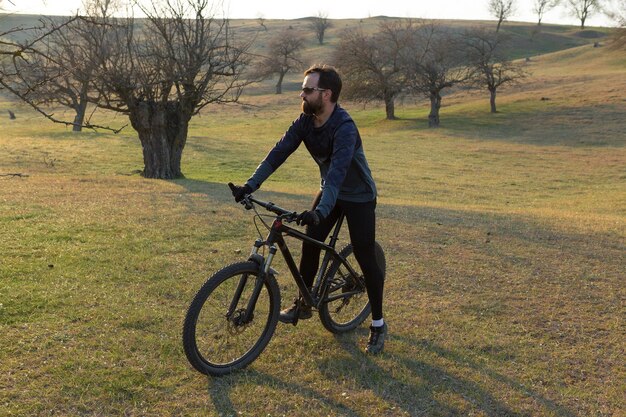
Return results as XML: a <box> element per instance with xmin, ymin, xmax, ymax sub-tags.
<box><xmin>183</xmin><ymin>191</ymin><xmax>381</xmax><ymax>376</ymax></box>
<box><xmin>244</xmin><ymin>196</ymin><xmax>363</xmax><ymax>314</ymax></box>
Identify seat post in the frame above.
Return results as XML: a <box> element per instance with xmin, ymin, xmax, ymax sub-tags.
<box><xmin>328</xmin><ymin>212</ymin><xmax>345</xmax><ymax>249</ymax></box>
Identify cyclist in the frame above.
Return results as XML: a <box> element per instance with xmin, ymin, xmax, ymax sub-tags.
<box><xmin>230</xmin><ymin>64</ymin><xmax>387</xmax><ymax>354</ymax></box>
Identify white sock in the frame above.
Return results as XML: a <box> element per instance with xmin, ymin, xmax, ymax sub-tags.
<box><xmin>372</xmin><ymin>318</ymin><xmax>384</xmax><ymax>328</ymax></box>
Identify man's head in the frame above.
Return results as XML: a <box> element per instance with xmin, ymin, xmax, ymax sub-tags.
<box><xmin>300</xmin><ymin>65</ymin><xmax>342</xmax><ymax>116</ymax></box>
<box><xmin>304</xmin><ymin>65</ymin><xmax>342</xmax><ymax>103</ymax></box>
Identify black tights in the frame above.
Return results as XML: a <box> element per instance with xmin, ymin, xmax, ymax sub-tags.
<box><xmin>299</xmin><ymin>193</ymin><xmax>385</xmax><ymax>321</ymax></box>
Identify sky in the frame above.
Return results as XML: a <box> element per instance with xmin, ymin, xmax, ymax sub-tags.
<box><xmin>1</xmin><ymin>0</ymin><xmax>615</xmax><ymax>27</ymax></box>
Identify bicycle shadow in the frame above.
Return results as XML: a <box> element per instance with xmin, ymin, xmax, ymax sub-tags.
<box><xmin>316</xmin><ymin>330</ymin><xmax>577</xmax><ymax>417</ymax></box>
<box><xmin>202</xmin><ymin>330</ymin><xmax>575</xmax><ymax>416</ymax></box>
<box><xmin>204</xmin><ymin>368</ymin><xmax>362</xmax><ymax>417</ymax></box>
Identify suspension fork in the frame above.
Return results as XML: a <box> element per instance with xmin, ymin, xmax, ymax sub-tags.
<box><xmin>230</xmin><ymin>236</ymin><xmax>280</xmax><ymax>324</ymax></box>
<box><xmin>242</xmin><ymin>243</ymin><xmax>277</xmax><ymax>322</ymax></box>
<box><xmin>226</xmin><ymin>239</ymin><xmax>264</xmax><ymax>319</ymax></box>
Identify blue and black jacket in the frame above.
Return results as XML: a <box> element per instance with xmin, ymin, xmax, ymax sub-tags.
<box><xmin>245</xmin><ymin>105</ymin><xmax>377</xmax><ymax>218</ymax></box>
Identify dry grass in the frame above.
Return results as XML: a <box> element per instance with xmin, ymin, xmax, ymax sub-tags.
<box><xmin>1</xmin><ymin>21</ymin><xmax>624</xmax><ymax>417</ymax></box>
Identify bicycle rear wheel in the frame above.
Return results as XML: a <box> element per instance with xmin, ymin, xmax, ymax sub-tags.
<box><xmin>182</xmin><ymin>261</ymin><xmax>280</xmax><ymax>376</ymax></box>
<box><xmin>318</xmin><ymin>242</ymin><xmax>386</xmax><ymax>333</ymax></box>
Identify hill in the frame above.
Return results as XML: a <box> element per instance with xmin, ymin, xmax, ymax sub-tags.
<box><xmin>232</xmin><ymin>16</ymin><xmax>614</xmax><ymax>75</ymax></box>
<box><xmin>1</xmin><ymin>13</ymin><xmax>614</xmax><ymax>66</ymax></box>
<box><xmin>0</xmin><ymin>13</ymin><xmax>617</xmax><ymax>100</ymax></box>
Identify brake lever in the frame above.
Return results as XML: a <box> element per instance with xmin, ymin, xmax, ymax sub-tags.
<box><xmin>242</xmin><ymin>195</ymin><xmax>253</xmax><ymax>210</ymax></box>
<box><xmin>227</xmin><ymin>183</ymin><xmax>253</xmax><ymax>210</ymax></box>
<box><xmin>283</xmin><ymin>212</ymin><xmax>298</xmax><ymax>223</ymax></box>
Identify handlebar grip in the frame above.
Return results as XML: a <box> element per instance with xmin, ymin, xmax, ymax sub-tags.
<box><xmin>228</xmin><ymin>182</ymin><xmax>252</xmax><ymax>208</ymax></box>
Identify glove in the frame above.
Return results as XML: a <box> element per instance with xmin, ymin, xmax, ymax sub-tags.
<box><xmin>228</xmin><ymin>183</ymin><xmax>252</xmax><ymax>203</ymax></box>
<box><xmin>296</xmin><ymin>210</ymin><xmax>321</xmax><ymax>226</ymax></box>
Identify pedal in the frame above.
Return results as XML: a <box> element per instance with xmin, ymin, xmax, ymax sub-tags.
<box><xmin>291</xmin><ymin>297</ymin><xmax>303</xmax><ymax>326</ymax></box>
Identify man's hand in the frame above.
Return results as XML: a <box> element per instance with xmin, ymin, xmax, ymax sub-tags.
<box><xmin>296</xmin><ymin>210</ymin><xmax>321</xmax><ymax>226</ymax></box>
<box><xmin>228</xmin><ymin>183</ymin><xmax>252</xmax><ymax>202</ymax></box>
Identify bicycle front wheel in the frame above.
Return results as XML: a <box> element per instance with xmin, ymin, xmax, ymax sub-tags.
<box><xmin>182</xmin><ymin>262</ymin><xmax>280</xmax><ymax>376</ymax></box>
<box><xmin>319</xmin><ymin>242</ymin><xmax>385</xmax><ymax>334</ymax></box>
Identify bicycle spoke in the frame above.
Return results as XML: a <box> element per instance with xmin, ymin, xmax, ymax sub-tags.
<box><xmin>195</xmin><ymin>274</ymin><xmax>269</xmax><ymax>365</ymax></box>
<box><xmin>183</xmin><ymin>262</ymin><xmax>280</xmax><ymax>375</ymax></box>
<box><xmin>318</xmin><ymin>244</ymin><xmax>373</xmax><ymax>333</ymax></box>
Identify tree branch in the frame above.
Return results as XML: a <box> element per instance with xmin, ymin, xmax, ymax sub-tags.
<box><xmin>0</xmin><ymin>76</ymin><xmax>127</xmax><ymax>133</ymax></box>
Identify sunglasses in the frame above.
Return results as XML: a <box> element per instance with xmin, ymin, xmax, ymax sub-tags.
<box><xmin>301</xmin><ymin>87</ymin><xmax>327</xmax><ymax>94</ymax></box>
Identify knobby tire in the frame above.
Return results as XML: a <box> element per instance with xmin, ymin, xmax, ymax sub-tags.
<box><xmin>182</xmin><ymin>262</ymin><xmax>280</xmax><ymax>376</ymax></box>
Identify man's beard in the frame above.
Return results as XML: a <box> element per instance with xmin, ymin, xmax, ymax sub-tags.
<box><xmin>302</xmin><ymin>95</ymin><xmax>322</xmax><ymax>115</ymax></box>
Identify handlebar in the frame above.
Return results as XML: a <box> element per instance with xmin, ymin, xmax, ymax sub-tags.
<box><xmin>248</xmin><ymin>195</ymin><xmax>297</xmax><ymax>220</ymax></box>
<box><xmin>228</xmin><ymin>183</ymin><xmax>298</xmax><ymax>221</ymax></box>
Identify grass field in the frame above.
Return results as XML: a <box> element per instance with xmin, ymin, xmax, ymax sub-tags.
<box><xmin>1</xmin><ymin>25</ymin><xmax>625</xmax><ymax>417</ymax></box>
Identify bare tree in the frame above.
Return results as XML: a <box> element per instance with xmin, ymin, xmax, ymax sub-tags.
<box><xmin>488</xmin><ymin>0</ymin><xmax>517</xmax><ymax>32</ymax></box>
<box><xmin>334</xmin><ymin>20</ymin><xmax>418</xmax><ymax>120</ymax></box>
<box><xmin>567</xmin><ymin>0</ymin><xmax>602</xmax><ymax>28</ymax></box>
<box><xmin>260</xmin><ymin>28</ymin><xmax>304</xmax><ymax>94</ymax></box>
<box><xmin>310</xmin><ymin>11</ymin><xmax>331</xmax><ymax>45</ymax></box>
<box><xmin>10</xmin><ymin>1</ymin><xmax>118</xmax><ymax>132</ymax></box>
<box><xmin>465</xmin><ymin>28</ymin><xmax>528</xmax><ymax>113</ymax></box>
<box><xmin>256</xmin><ymin>13</ymin><xmax>267</xmax><ymax>31</ymax></box>
<box><xmin>0</xmin><ymin>16</ymin><xmax>112</xmax><ymax>130</ymax></box>
<box><xmin>405</xmin><ymin>24</ymin><xmax>473</xmax><ymax>127</ymax></box>
<box><xmin>533</xmin><ymin>0</ymin><xmax>561</xmax><ymax>25</ymax></box>
<box><xmin>1</xmin><ymin>0</ymin><xmax>253</xmax><ymax>179</ymax></box>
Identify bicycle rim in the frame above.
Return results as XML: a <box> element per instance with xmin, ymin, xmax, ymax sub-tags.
<box><xmin>183</xmin><ymin>262</ymin><xmax>280</xmax><ymax>376</ymax></box>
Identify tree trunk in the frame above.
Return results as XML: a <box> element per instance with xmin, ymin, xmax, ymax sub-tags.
<box><xmin>384</xmin><ymin>94</ymin><xmax>396</xmax><ymax>120</ymax></box>
<box><xmin>490</xmin><ymin>87</ymin><xmax>497</xmax><ymax>113</ymax></box>
<box><xmin>72</xmin><ymin>83</ymin><xmax>90</xmax><ymax>132</ymax></box>
<box><xmin>129</xmin><ymin>100</ymin><xmax>189</xmax><ymax>179</ymax></box>
<box><xmin>72</xmin><ymin>99</ymin><xmax>88</xmax><ymax>132</ymax></box>
<box><xmin>276</xmin><ymin>71</ymin><xmax>285</xmax><ymax>94</ymax></box>
<box><xmin>428</xmin><ymin>92</ymin><xmax>441</xmax><ymax>128</ymax></box>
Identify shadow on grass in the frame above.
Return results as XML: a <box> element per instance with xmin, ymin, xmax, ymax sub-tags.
<box><xmin>171</xmin><ymin>178</ymin><xmax>318</xmax><ymax>210</ymax></box>
<box><xmin>201</xmin><ymin>331</ymin><xmax>576</xmax><ymax>416</ymax></box>
<box><xmin>320</xmin><ymin>331</ymin><xmax>576</xmax><ymax>416</ymax></box>
<box><xmin>441</xmin><ymin>103</ymin><xmax>626</xmax><ymax>147</ymax></box>
<box><xmin>205</xmin><ymin>369</ymin><xmax>362</xmax><ymax>417</ymax></box>
<box><xmin>174</xmin><ymin>178</ymin><xmax>625</xmax><ymax>281</ymax></box>
<box><xmin>169</xmin><ymin>178</ymin><xmax>234</xmax><ymax>197</ymax></box>
<box><xmin>174</xmin><ymin>178</ymin><xmax>624</xmax><ymax>273</ymax></box>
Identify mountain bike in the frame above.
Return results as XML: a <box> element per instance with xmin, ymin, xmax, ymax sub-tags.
<box><xmin>182</xmin><ymin>186</ymin><xmax>385</xmax><ymax>376</ymax></box>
